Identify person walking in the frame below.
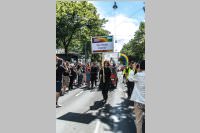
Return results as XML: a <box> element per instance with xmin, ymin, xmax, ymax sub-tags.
<box><xmin>99</xmin><ymin>61</ymin><xmax>111</xmax><ymax>103</ymax></box>
<box><xmin>90</xmin><ymin>62</ymin><xmax>98</xmax><ymax>89</ymax></box>
<box><xmin>130</xmin><ymin>60</ymin><xmax>145</xmax><ymax>133</ymax></box>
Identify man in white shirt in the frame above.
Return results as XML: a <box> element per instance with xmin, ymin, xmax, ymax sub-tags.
<box><xmin>130</xmin><ymin>60</ymin><xmax>145</xmax><ymax>133</ymax></box>
<box><xmin>127</xmin><ymin>63</ymin><xmax>135</xmax><ymax>99</ymax></box>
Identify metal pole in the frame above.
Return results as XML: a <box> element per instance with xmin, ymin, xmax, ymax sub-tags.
<box><xmin>113</xmin><ymin>0</ymin><xmax>118</xmax><ymax>52</ymax></box>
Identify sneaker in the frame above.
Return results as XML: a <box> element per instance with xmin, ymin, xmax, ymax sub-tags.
<box><xmin>103</xmin><ymin>99</ymin><xmax>107</xmax><ymax>104</ymax></box>
<box><xmin>56</xmin><ymin>104</ymin><xmax>62</xmax><ymax>108</ymax></box>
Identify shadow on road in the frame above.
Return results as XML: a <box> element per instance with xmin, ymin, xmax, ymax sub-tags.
<box><xmin>89</xmin><ymin>100</ymin><xmax>105</xmax><ymax>110</ymax></box>
<box><xmin>57</xmin><ymin>112</ymin><xmax>96</xmax><ymax>124</ymax></box>
<box><xmin>57</xmin><ymin>98</ymin><xmax>145</xmax><ymax>133</ymax></box>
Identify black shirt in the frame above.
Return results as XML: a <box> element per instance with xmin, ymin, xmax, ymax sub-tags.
<box><xmin>70</xmin><ymin>69</ymin><xmax>76</xmax><ymax>80</ymax></box>
<box><xmin>91</xmin><ymin>66</ymin><xmax>98</xmax><ymax>76</ymax></box>
<box><xmin>63</xmin><ymin>68</ymin><xmax>70</xmax><ymax>76</ymax></box>
<box><xmin>56</xmin><ymin>65</ymin><xmax>65</xmax><ymax>81</ymax></box>
<box><xmin>99</xmin><ymin>67</ymin><xmax>111</xmax><ymax>83</ymax></box>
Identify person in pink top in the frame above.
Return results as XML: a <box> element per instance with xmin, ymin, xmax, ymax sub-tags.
<box><xmin>85</xmin><ymin>63</ymin><xmax>91</xmax><ymax>88</ymax></box>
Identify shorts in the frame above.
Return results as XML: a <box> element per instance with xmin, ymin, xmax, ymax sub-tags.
<box><xmin>56</xmin><ymin>81</ymin><xmax>62</xmax><ymax>92</ymax></box>
<box><xmin>62</xmin><ymin>76</ymin><xmax>70</xmax><ymax>87</ymax></box>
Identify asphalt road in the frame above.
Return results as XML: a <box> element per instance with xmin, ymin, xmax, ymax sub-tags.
<box><xmin>56</xmin><ymin>72</ymin><xmax>143</xmax><ymax>133</ymax></box>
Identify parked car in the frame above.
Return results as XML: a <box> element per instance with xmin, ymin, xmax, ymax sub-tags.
<box><xmin>110</xmin><ymin>67</ymin><xmax>118</xmax><ymax>89</ymax></box>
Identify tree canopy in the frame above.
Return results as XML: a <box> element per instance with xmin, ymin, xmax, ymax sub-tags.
<box><xmin>56</xmin><ymin>1</ymin><xmax>109</xmax><ymax>61</ymax></box>
<box><xmin>121</xmin><ymin>22</ymin><xmax>145</xmax><ymax>62</ymax></box>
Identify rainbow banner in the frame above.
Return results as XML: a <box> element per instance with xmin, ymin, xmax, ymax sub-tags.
<box><xmin>91</xmin><ymin>36</ymin><xmax>114</xmax><ymax>53</ymax></box>
<box><xmin>120</xmin><ymin>53</ymin><xmax>129</xmax><ymax>66</ymax></box>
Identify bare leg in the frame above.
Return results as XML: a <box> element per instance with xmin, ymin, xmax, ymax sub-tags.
<box><xmin>56</xmin><ymin>92</ymin><xmax>60</xmax><ymax>105</ymax></box>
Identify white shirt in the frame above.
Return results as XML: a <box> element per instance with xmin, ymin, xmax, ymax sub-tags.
<box><xmin>127</xmin><ymin>69</ymin><xmax>135</xmax><ymax>82</ymax></box>
<box><xmin>130</xmin><ymin>71</ymin><xmax>145</xmax><ymax>104</ymax></box>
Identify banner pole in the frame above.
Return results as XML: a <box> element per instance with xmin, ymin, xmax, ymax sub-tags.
<box><xmin>102</xmin><ymin>53</ymin><xmax>105</xmax><ymax>83</ymax></box>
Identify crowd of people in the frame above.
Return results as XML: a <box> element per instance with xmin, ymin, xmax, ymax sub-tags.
<box><xmin>56</xmin><ymin>56</ymin><xmax>101</xmax><ymax>107</ymax></box>
<box><xmin>56</xmin><ymin>56</ymin><xmax>145</xmax><ymax>133</ymax></box>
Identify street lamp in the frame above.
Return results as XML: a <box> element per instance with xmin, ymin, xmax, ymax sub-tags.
<box><xmin>113</xmin><ymin>0</ymin><xmax>118</xmax><ymax>52</ymax></box>
<box><xmin>84</xmin><ymin>23</ymin><xmax>92</xmax><ymax>65</ymax></box>
<box><xmin>113</xmin><ymin>0</ymin><xmax>118</xmax><ymax>9</ymax></box>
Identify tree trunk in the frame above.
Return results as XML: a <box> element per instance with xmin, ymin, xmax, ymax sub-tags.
<box><xmin>64</xmin><ymin>45</ymin><xmax>68</xmax><ymax>56</ymax></box>
<box><xmin>64</xmin><ymin>26</ymin><xmax>77</xmax><ymax>55</ymax></box>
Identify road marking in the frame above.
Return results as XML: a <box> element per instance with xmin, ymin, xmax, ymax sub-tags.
<box><xmin>75</xmin><ymin>91</ymin><xmax>84</xmax><ymax>96</ymax></box>
<box><xmin>94</xmin><ymin>119</ymin><xmax>100</xmax><ymax>133</ymax></box>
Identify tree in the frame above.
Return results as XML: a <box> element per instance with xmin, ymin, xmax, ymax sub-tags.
<box><xmin>56</xmin><ymin>1</ymin><xmax>109</xmax><ymax>56</ymax></box>
<box><xmin>121</xmin><ymin>22</ymin><xmax>145</xmax><ymax>62</ymax></box>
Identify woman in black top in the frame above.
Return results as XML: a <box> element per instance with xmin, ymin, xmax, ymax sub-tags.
<box><xmin>90</xmin><ymin>62</ymin><xmax>98</xmax><ymax>89</ymax></box>
<box><xmin>99</xmin><ymin>61</ymin><xmax>111</xmax><ymax>103</ymax></box>
<box><xmin>69</xmin><ymin>66</ymin><xmax>76</xmax><ymax>90</ymax></box>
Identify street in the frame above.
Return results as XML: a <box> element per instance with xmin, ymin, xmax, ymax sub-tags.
<box><xmin>56</xmin><ymin>72</ymin><xmax>143</xmax><ymax>133</ymax></box>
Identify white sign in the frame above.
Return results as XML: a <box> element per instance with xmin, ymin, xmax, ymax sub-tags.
<box><xmin>56</xmin><ymin>49</ymin><xmax>65</xmax><ymax>54</ymax></box>
<box><xmin>91</xmin><ymin>36</ymin><xmax>114</xmax><ymax>53</ymax></box>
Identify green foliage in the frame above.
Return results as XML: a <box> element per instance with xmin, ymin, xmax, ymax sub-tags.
<box><xmin>56</xmin><ymin>1</ymin><xmax>109</xmax><ymax>57</ymax></box>
<box><xmin>121</xmin><ymin>22</ymin><xmax>145</xmax><ymax>62</ymax></box>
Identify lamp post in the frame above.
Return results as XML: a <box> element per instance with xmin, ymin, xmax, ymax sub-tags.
<box><xmin>85</xmin><ymin>22</ymin><xmax>93</xmax><ymax>65</ymax></box>
<box><xmin>113</xmin><ymin>0</ymin><xmax>118</xmax><ymax>52</ymax></box>
<box><xmin>84</xmin><ymin>24</ymin><xmax>89</xmax><ymax>65</ymax></box>
<box><xmin>113</xmin><ymin>0</ymin><xmax>118</xmax><ymax>9</ymax></box>
<box><xmin>85</xmin><ymin>40</ymin><xmax>86</xmax><ymax>64</ymax></box>
<box><xmin>79</xmin><ymin>22</ymin><xmax>89</xmax><ymax>65</ymax></box>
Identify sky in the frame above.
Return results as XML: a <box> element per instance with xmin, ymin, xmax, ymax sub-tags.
<box><xmin>89</xmin><ymin>0</ymin><xmax>145</xmax><ymax>52</ymax></box>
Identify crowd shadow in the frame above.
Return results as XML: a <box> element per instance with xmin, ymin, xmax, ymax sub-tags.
<box><xmin>57</xmin><ymin>98</ymin><xmax>145</xmax><ymax>133</ymax></box>
<box><xmin>89</xmin><ymin>100</ymin><xmax>105</xmax><ymax>110</ymax></box>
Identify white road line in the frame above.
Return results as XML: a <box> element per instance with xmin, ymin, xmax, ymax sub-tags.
<box><xmin>94</xmin><ymin>119</ymin><xmax>101</xmax><ymax>133</ymax></box>
<box><xmin>75</xmin><ymin>91</ymin><xmax>84</xmax><ymax>96</ymax></box>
